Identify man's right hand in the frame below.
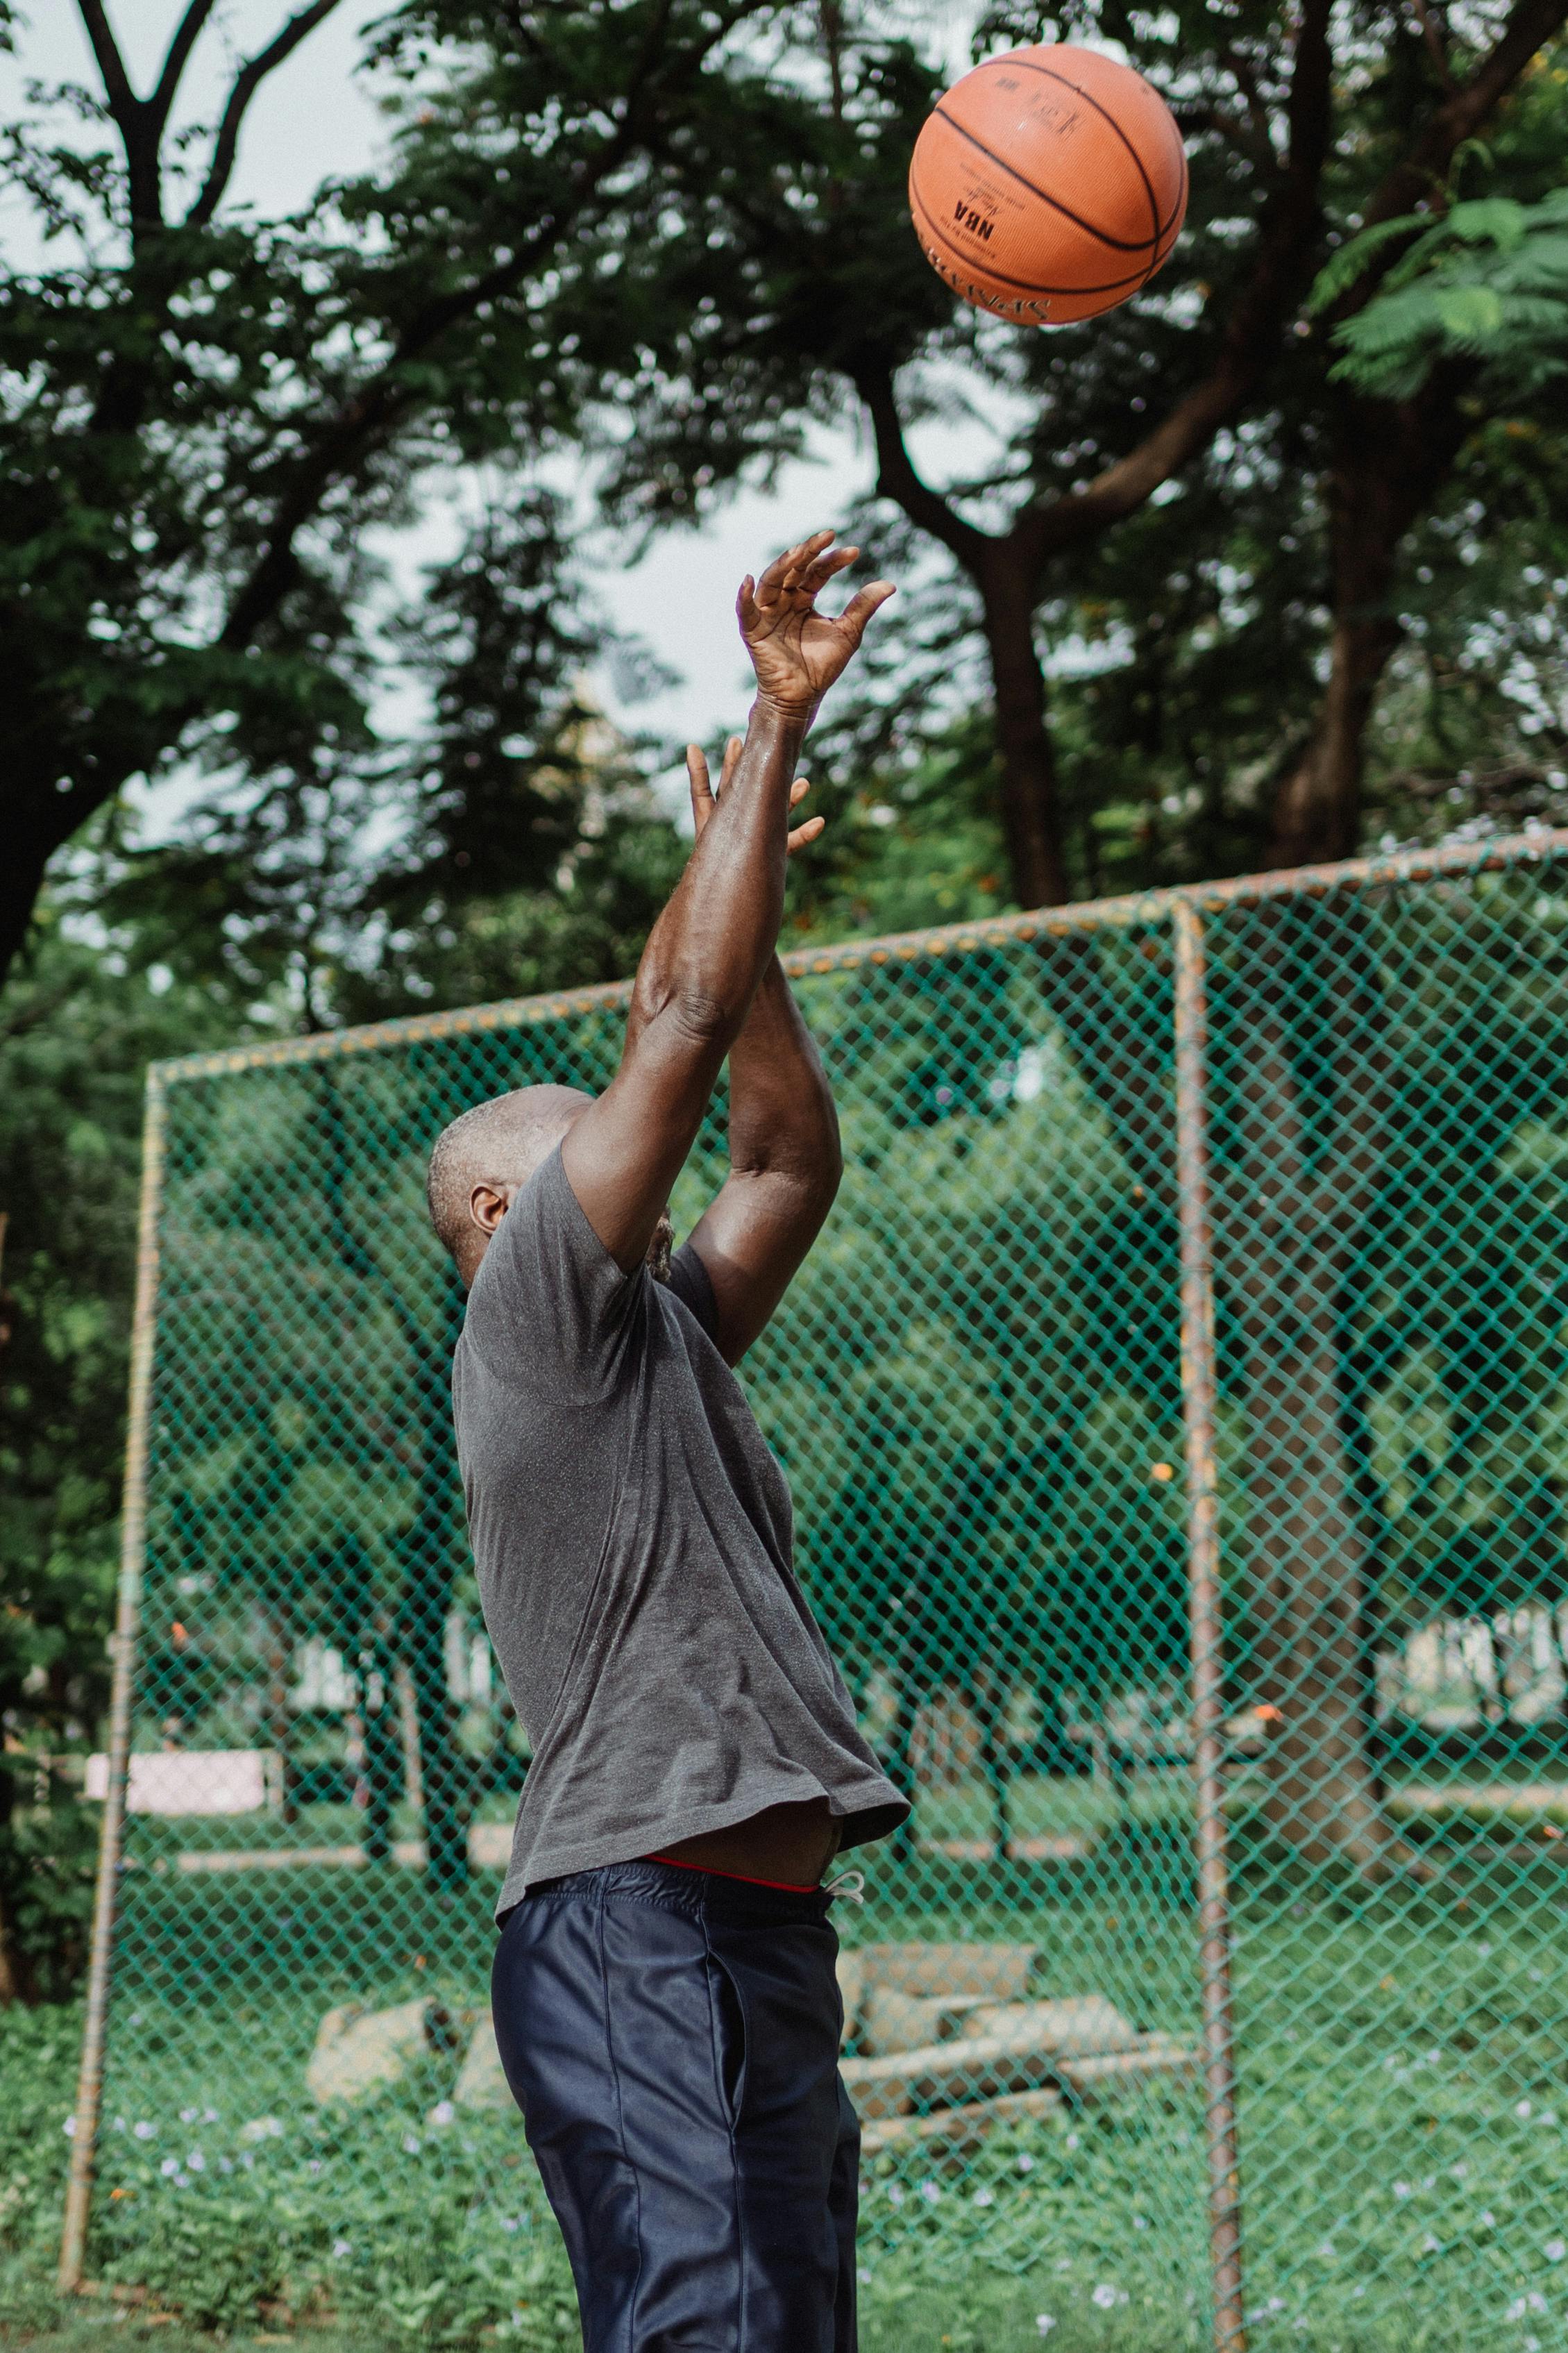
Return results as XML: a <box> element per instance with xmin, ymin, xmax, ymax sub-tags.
<box><xmin>738</xmin><ymin>529</ymin><xmax>895</xmax><ymax>721</ymax></box>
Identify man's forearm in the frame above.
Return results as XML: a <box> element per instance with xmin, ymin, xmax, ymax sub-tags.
<box><xmin>630</xmin><ymin>701</ymin><xmax>805</xmax><ymax>1050</ymax></box>
<box><xmin>727</xmin><ymin>957</ymin><xmax>840</xmax><ymax>1194</ymax></box>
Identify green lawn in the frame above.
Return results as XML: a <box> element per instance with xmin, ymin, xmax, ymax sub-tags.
<box><xmin>6</xmin><ymin>1804</ymin><xmax>1567</xmax><ymax>2352</ymax></box>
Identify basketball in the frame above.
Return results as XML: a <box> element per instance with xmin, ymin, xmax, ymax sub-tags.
<box><xmin>908</xmin><ymin>44</ymin><xmax>1188</xmax><ymax>326</ymax></box>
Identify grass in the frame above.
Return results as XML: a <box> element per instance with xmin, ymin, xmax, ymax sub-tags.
<box><xmin>6</xmin><ymin>1801</ymin><xmax>1568</xmax><ymax>2352</ymax></box>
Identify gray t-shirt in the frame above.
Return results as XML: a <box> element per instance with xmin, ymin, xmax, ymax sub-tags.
<box><xmin>454</xmin><ymin>1144</ymin><xmax>908</xmax><ymax>1916</ymax></box>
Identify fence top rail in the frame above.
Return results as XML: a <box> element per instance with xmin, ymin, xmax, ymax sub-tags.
<box><xmin>149</xmin><ymin>826</ymin><xmax>1568</xmax><ymax>1087</ymax></box>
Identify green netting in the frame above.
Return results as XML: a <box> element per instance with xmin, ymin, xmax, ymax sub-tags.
<box><xmin>73</xmin><ymin>837</ymin><xmax>1568</xmax><ymax>2350</ymax></box>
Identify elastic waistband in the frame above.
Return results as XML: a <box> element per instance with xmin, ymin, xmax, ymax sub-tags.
<box><xmin>525</xmin><ymin>1857</ymin><xmax>835</xmax><ymax>1925</ymax></box>
<box><xmin>645</xmin><ymin>1851</ymin><xmax>820</xmax><ymax>1894</ymax></box>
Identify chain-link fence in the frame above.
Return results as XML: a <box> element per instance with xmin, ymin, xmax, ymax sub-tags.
<box><xmin>62</xmin><ymin>830</ymin><xmax>1568</xmax><ymax>2352</ymax></box>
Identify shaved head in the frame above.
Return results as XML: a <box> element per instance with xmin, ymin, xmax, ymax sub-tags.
<box><xmin>426</xmin><ymin>1084</ymin><xmax>591</xmax><ymax>1284</ymax></box>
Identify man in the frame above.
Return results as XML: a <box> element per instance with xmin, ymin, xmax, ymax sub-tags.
<box><xmin>424</xmin><ymin>531</ymin><xmax>909</xmax><ymax>2353</ymax></box>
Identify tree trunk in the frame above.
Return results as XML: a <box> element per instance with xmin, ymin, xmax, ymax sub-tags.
<box><xmin>1269</xmin><ymin>608</ymin><xmax>1402</xmax><ymax>869</ymax></box>
<box><xmin>1269</xmin><ymin>380</ymin><xmax>1473</xmax><ymax>869</ymax></box>
<box><xmin>1217</xmin><ymin>901</ymin><xmax>1420</xmax><ymax>1879</ymax></box>
<box><xmin>977</xmin><ymin>555</ymin><xmax>1071</xmax><ymax>911</ymax></box>
<box><xmin>1232</xmin><ymin>1244</ymin><xmax>1409</xmax><ymax>1874</ymax></box>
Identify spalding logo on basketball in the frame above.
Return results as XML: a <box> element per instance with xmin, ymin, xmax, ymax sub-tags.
<box><xmin>909</xmin><ymin>44</ymin><xmax>1188</xmax><ymax>326</ymax></box>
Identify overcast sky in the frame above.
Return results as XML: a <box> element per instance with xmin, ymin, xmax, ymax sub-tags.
<box><xmin>5</xmin><ymin>2</ymin><xmax>999</xmax><ymax>820</ymax></box>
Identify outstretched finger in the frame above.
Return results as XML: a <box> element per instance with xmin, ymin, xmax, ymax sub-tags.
<box><xmin>685</xmin><ymin>742</ymin><xmax>716</xmax><ymax>834</ymax></box>
<box><xmin>833</xmin><ymin>578</ymin><xmax>897</xmax><ymax>646</ymax></box>
<box><xmin>789</xmin><ymin>774</ymin><xmax>812</xmax><ymax>812</ymax></box>
<box><xmin>787</xmin><ymin>813</ymin><xmax>826</xmax><ymax>855</ymax></box>
<box><xmin>798</xmin><ymin>543</ymin><xmax>859</xmax><ymax>598</ymax></box>
<box><xmin>758</xmin><ymin>529</ymin><xmax>836</xmax><ymax>603</ymax></box>
<box><xmin>720</xmin><ymin>734</ymin><xmax>743</xmax><ymax>792</ymax></box>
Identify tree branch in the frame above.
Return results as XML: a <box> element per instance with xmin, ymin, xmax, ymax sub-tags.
<box><xmin>854</xmin><ymin>365</ymin><xmax>990</xmax><ymax>571</ymax></box>
<box><xmin>185</xmin><ymin>0</ymin><xmax>346</xmax><ymax>228</ymax></box>
<box><xmin>1352</xmin><ymin>0</ymin><xmax>1567</xmax><ymax>242</ymax></box>
<box><xmin>75</xmin><ymin>0</ymin><xmax>137</xmax><ymax>133</ymax></box>
<box><xmin>149</xmin><ymin>0</ymin><xmax>219</xmax><ymax>132</ymax></box>
<box><xmin>76</xmin><ymin>0</ymin><xmax>162</xmax><ymax>226</ymax></box>
<box><xmin>1009</xmin><ymin>0</ymin><xmax>1335</xmax><ymax>577</ymax></box>
<box><xmin>1015</xmin><ymin>0</ymin><xmax>1565</xmax><ymax>570</ymax></box>
<box><xmin>219</xmin><ymin>0</ymin><xmax>742</xmax><ymax>647</ymax></box>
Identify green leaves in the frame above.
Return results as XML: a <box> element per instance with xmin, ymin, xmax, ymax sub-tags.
<box><xmin>1311</xmin><ymin>190</ymin><xmax>1568</xmax><ymax>399</ymax></box>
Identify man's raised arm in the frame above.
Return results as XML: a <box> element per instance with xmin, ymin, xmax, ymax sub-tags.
<box><xmin>560</xmin><ymin>531</ymin><xmax>893</xmax><ymax>1273</ymax></box>
<box><xmin>674</xmin><ymin>740</ymin><xmax>837</xmax><ymax>1362</ymax></box>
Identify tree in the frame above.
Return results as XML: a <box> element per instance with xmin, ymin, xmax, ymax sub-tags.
<box><xmin>0</xmin><ymin>0</ymin><xmax>777</xmax><ymax>989</ymax></box>
<box><xmin>584</xmin><ymin>0</ymin><xmax>1567</xmax><ymax>900</ymax></box>
<box><xmin>0</xmin><ymin>919</ymin><xmax>236</xmax><ymax>1998</ymax></box>
<box><xmin>541</xmin><ymin>1</ymin><xmax>1568</xmax><ymax>1877</ymax></box>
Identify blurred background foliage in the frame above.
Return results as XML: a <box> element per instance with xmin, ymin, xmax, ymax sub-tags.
<box><xmin>3</xmin><ymin>0</ymin><xmax>1567</xmax><ymax>1993</ymax></box>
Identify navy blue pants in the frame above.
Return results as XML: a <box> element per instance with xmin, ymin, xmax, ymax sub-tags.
<box><xmin>491</xmin><ymin>1859</ymin><xmax>859</xmax><ymax>2352</ymax></box>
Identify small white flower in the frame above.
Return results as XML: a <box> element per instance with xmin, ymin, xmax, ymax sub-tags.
<box><xmin>918</xmin><ymin>2179</ymin><xmax>941</xmax><ymax>2205</ymax></box>
<box><xmin>1133</xmin><ymin>2214</ymin><xmax>1149</xmax><ymax>2230</ymax></box>
<box><xmin>857</xmin><ymin>2268</ymin><xmax>872</xmax><ymax>2286</ymax></box>
<box><xmin>1528</xmin><ymin>2291</ymin><xmax>1548</xmax><ymax>2313</ymax></box>
<box><xmin>112</xmin><ymin>2117</ymin><xmax>126</xmax><ymax>2134</ymax></box>
<box><xmin>332</xmin><ymin>2240</ymin><xmax>351</xmax><ymax>2259</ymax></box>
<box><xmin>1483</xmin><ymin>2211</ymin><xmax>1498</xmax><ymax>2228</ymax></box>
<box><xmin>62</xmin><ymin>2116</ymin><xmax>77</xmax><ymax>2138</ymax></box>
<box><xmin>307</xmin><ymin>2158</ymin><xmax>323</xmax><ymax>2176</ymax></box>
<box><xmin>1508</xmin><ymin>2297</ymin><xmax>1530</xmax><ymax>2321</ymax></box>
<box><xmin>185</xmin><ymin>2151</ymin><xmax>204</xmax><ymax>2172</ymax></box>
<box><xmin>887</xmin><ymin>2184</ymin><xmax>904</xmax><ymax>2207</ymax></box>
<box><xmin>1064</xmin><ymin>2132</ymin><xmax>1081</xmax><ymax>2151</ymax></box>
<box><xmin>218</xmin><ymin>2158</ymin><xmax>233</xmax><ymax>2175</ymax></box>
<box><xmin>1422</xmin><ymin>2234</ymin><xmax>1441</xmax><ymax>2254</ymax></box>
<box><xmin>160</xmin><ymin>2158</ymin><xmax>180</xmax><ymax>2177</ymax></box>
<box><xmin>1035</xmin><ymin>2318</ymin><xmax>1056</xmax><ymax>2337</ymax></box>
<box><xmin>1546</xmin><ymin>2239</ymin><xmax>1566</xmax><ymax>2263</ymax></box>
<box><xmin>402</xmin><ymin>2134</ymin><xmax>421</xmax><ymax>2155</ymax></box>
<box><xmin>202</xmin><ymin>2108</ymin><xmax>219</xmax><ymax>2125</ymax></box>
<box><xmin>1525</xmin><ymin>2337</ymin><xmax>1542</xmax><ymax>2352</ymax></box>
<box><xmin>430</xmin><ymin>2100</ymin><xmax>455</xmax><ymax>2127</ymax></box>
<box><xmin>1091</xmin><ymin>2284</ymin><xmax>1121</xmax><ymax>2310</ymax></box>
<box><xmin>1016</xmin><ymin>2153</ymin><xmax>1035</xmax><ymax>2173</ymax></box>
<box><xmin>239</xmin><ymin>2117</ymin><xmax>282</xmax><ymax>2143</ymax></box>
<box><xmin>1394</xmin><ymin>2181</ymin><xmax>1413</xmax><ymax>2199</ymax></box>
<box><xmin>1518</xmin><ymin>2101</ymin><xmax>1534</xmax><ymax>2120</ymax></box>
<box><xmin>1316</xmin><ymin>2242</ymin><xmax>1336</xmax><ymax>2259</ymax></box>
<box><xmin>179</xmin><ymin>2107</ymin><xmax>198</xmax><ymax>2124</ymax></box>
<box><xmin>972</xmin><ymin>2188</ymin><xmax>994</xmax><ymax>2208</ymax></box>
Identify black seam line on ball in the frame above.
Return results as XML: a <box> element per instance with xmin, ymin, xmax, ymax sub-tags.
<box><xmin>987</xmin><ymin>56</ymin><xmax>1169</xmax><ymax>244</ymax></box>
<box><xmin>930</xmin><ymin>103</ymin><xmax>1156</xmax><ymax>256</ymax></box>
<box><xmin>1160</xmin><ymin>144</ymin><xmax>1190</xmax><ymax>241</ymax></box>
<box><xmin>911</xmin><ymin>181</ymin><xmax>1154</xmax><ymax>296</ymax></box>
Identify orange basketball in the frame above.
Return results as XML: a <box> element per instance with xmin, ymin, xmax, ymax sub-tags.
<box><xmin>908</xmin><ymin>44</ymin><xmax>1187</xmax><ymax>326</ymax></box>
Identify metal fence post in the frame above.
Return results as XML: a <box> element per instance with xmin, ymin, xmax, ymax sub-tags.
<box><xmin>58</xmin><ymin>1070</ymin><xmax>168</xmax><ymax>2293</ymax></box>
<box><xmin>1172</xmin><ymin>903</ymin><xmax>1247</xmax><ymax>2353</ymax></box>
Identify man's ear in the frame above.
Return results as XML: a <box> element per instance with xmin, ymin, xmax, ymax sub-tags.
<box><xmin>469</xmin><ymin>1180</ymin><xmax>516</xmax><ymax>1239</ymax></box>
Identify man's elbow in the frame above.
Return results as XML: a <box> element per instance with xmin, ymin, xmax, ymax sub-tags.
<box><xmin>635</xmin><ymin>980</ymin><xmax>742</xmax><ymax>1057</ymax></box>
<box><xmin>773</xmin><ymin>1141</ymin><xmax>841</xmax><ymax>1224</ymax></box>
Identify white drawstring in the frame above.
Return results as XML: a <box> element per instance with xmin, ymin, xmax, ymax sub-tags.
<box><xmin>823</xmin><ymin>1868</ymin><xmax>866</xmax><ymax>1905</ymax></box>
